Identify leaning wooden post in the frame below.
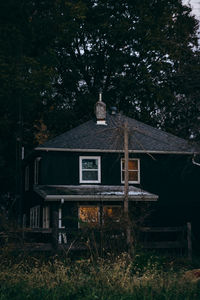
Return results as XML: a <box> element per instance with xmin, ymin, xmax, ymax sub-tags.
<box><xmin>124</xmin><ymin>121</ymin><xmax>131</xmax><ymax>252</ymax></box>
<box><xmin>124</xmin><ymin>121</ymin><xmax>129</xmax><ymax>215</ymax></box>
<box><xmin>187</xmin><ymin>222</ymin><xmax>192</xmax><ymax>261</ymax></box>
<box><xmin>52</xmin><ymin>208</ymin><xmax>59</xmax><ymax>250</ymax></box>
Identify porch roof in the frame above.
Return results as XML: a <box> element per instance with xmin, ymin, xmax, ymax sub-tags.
<box><xmin>34</xmin><ymin>185</ymin><xmax>158</xmax><ymax>202</ymax></box>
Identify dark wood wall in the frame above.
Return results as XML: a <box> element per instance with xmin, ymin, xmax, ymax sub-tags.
<box><xmin>24</xmin><ymin>150</ymin><xmax>200</xmax><ymax>228</ymax></box>
<box><xmin>37</xmin><ymin>151</ymin><xmax>157</xmax><ymax>186</ymax></box>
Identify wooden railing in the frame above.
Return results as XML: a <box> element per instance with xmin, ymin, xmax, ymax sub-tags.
<box><xmin>0</xmin><ymin>223</ymin><xmax>192</xmax><ymax>259</ymax></box>
<box><xmin>140</xmin><ymin>222</ymin><xmax>192</xmax><ymax>260</ymax></box>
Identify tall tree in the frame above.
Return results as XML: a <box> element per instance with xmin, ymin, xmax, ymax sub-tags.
<box><xmin>46</xmin><ymin>0</ymin><xmax>200</xmax><ymax>137</ymax></box>
<box><xmin>0</xmin><ymin>0</ymin><xmax>56</xmax><ymax>192</ymax></box>
<box><xmin>0</xmin><ymin>0</ymin><xmax>199</xmax><ymax>199</ymax></box>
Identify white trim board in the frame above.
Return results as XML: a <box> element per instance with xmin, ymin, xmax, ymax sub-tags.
<box><xmin>44</xmin><ymin>195</ymin><xmax>158</xmax><ymax>201</ymax></box>
<box><xmin>35</xmin><ymin>147</ymin><xmax>197</xmax><ymax>154</ymax></box>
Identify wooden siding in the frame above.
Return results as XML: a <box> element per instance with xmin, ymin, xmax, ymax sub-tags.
<box><xmin>37</xmin><ymin>151</ymin><xmax>156</xmax><ymax>186</ymax></box>
<box><xmin>23</xmin><ymin>151</ymin><xmax>200</xmax><ymax>230</ymax></box>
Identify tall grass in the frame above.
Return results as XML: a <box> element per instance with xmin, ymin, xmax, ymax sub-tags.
<box><xmin>0</xmin><ymin>252</ymin><xmax>200</xmax><ymax>300</ymax></box>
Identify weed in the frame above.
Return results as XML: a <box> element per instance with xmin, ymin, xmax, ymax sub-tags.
<box><xmin>0</xmin><ymin>253</ymin><xmax>200</xmax><ymax>299</ymax></box>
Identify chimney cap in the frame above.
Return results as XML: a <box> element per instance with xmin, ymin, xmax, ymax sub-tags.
<box><xmin>110</xmin><ymin>106</ymin><xmax>117</xmax><ymax>115</ymax></box>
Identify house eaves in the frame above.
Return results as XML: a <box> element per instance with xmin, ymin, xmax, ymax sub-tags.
<box><xmin>35</xmin><ymin>147</ymin><xmax>198</xmax><ymax>155</ymax></box>
<box><xmin>34</xmin><ymin>185</ymin><xmax>158</xmax><ymax>202</ymax></box>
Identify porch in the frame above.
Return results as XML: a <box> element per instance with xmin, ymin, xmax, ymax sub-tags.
<box><xmin>1</xmin><ymin>223</ymin><xmax>192</xmax><ymax>260</ymax></box>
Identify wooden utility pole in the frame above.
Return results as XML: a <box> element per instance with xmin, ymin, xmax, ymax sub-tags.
<box><xmin>16</xmin><ymin>97</ymin><xmax>23</xmax><ymax>225</ymax></box>
<box><xmin>124</xmin><ymin>121</ymin><xmax>131</xmax><ymax>251</ymax></box>
<box><xmin>124</xmin><ymin>121</ymin><xmax>129</xmax><ymax>213</ymax></box>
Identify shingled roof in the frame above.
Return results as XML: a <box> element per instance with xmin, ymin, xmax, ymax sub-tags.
<box><xmin>36</xmin><ymin>113</ymin><xmax>199</xmax><ymax>154</ymax></box>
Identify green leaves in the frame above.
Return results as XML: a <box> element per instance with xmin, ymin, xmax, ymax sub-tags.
<box><xmin>0</xmin><ymin>0</ymin><xmax>200</xmax><ymax>194</ymax></box>
<box><xmin>50</xmin><ymin>0</ymin><xmax>199</xmax><ymax>133</ymax></box>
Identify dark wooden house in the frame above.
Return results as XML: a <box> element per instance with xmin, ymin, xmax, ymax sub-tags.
<box><xmin>23</xmin><ymin>96</ymin><xmax>200</xmax><ymax>247</ymax></box>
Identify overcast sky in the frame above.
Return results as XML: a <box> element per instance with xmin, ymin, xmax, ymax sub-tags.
<box><xmin>182</xmin><ymin>0</ymin><xmax>200</xmax><ymax>20</ymax></box>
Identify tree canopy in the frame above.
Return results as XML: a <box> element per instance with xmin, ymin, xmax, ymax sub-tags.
<box><xmin>48</xmin><ymin>0</ymin><xmax>200</xmax><ymax>133</ymax></box>
<box><xmin>0</xmin><ymin>0</ymin><xmax>200</xmax><ymax>195</ymax></box>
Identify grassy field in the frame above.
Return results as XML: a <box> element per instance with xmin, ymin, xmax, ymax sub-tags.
<box><xmin>0</xmin><ymin>251</ymin><xmax>200</xmax><ymax>300</ymax></box>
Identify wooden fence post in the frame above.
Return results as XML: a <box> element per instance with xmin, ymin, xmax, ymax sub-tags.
<box><xmin>187</xmin><ymin>222</ymin><xmax>192</xmax><ymax>261</ymax></box>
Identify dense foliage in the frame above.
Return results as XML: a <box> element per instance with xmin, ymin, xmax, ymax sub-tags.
<box><xmin>1</xmin><ymin>253</ymin><xmax>200</xmax><ymax>300</ymax></box>
<box><xmin>0</xmin><ymin>0</ymin><xmax>199</xmax><ymax>197</ymax></box>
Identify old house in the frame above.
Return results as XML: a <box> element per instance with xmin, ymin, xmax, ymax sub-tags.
<box><xmin>23</xmin><ymin>95</ymin><xmax>200</xmax><ymax>247</ymax></box>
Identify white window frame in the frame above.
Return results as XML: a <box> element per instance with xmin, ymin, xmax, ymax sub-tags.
<box><xmin>79</xmin><ymin>156</ymin><xmax>101</xmax><ymax>183</ymax></box>
<box><xmin>30</xmin><ymin>206</ymin><xmax>40</xmax><ymax>228</ymax></box>
<box><xmin>121</xmin><ymin>158</ymin><xmax>140</xmax><ymax>184</ymax></box>
<box><xmin>25</xmin><ymin>165</ymin><xmax>29</xmax><ymax>191</ymax></box>
<box><xmin>34</xmin><ymin>157</ymin><xmax>41</xmax><ymax>185</ymax></box>
<box><xmin>78</xmin><ymin>205</ymin><xmax>100</xmax><ymax>228</ymax></box>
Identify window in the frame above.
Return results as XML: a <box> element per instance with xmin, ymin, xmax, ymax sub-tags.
<box><xmin>78</xmin><ymin>205</ymin><xmax>122</xmax><ymax>228</ymax></box>
<box><xmin>103</xmin><ymin>206</ymin><xmax>122</xmax><ymax>223</ymax></box>
<box><xmin>34</xmin><ymin>157</ymin><xmax>41</xmax><ymax>184</ymax></box>
<box><xmin>25</xmin><ymin>166</ymin><xmax>29</xmax><ymax>191</ymax></box>
<box><xmin>121</xmin><ymin>158</ymin><xmax>140</xmax><ymax>183</ymax></box>
<box><xmin>30</xmin><ymin>206</ymin><xmax>40</xmax><ymax>228</ymax></box>
<box><xmin>43</xmin><ymin>206</ymin><xmax>50</xmax><ymax>229</ymax></box>
<box><xmin>78</xmin><ymin>206</ymin><xmax>99</xmax><ymax>227</ymax></box>
<box><xmin>79</xmin><ymin>156</ymin><xmax>101</xmax><ymax>183</ymax></box>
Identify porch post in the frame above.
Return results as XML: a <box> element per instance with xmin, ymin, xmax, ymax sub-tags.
<box><xmin>187</xmin><ymin>222</ymin><xmax>192</xmax><ymax>261</ymax></box>
<box><xmin>52</xmin><ymin>207</ymin><xmax>59</xmax><ymax>250</ymax></box>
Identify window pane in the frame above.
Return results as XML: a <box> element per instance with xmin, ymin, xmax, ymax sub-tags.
<box><xmin>30</xmin><ymin>209</ymin><xmax>33</xmax><ymax>227</ymax></box>
<box><xmin>129</xmin><ymin>171</ymin><xmax>138</xmax><ymax>181</ymax></box>
<box><xmin>82</xmin><ymin>159</ymin><xmax>98</xmax><ymax>170</ymax></box>
<box><xmin>122</xmin><ymin>171</ymin><xmax>125</xmax><ymax>182</ymax></box>
<box><xmin>103</xmin><ymin>206</ymin><xmax>121</xmax><ymax>221</ymax></box>
<box><xmin>122</xmin><ymin>159</ymin><xmax>138</xmax><ymax>170</ymax></box>
<box><xmin>36</xmin><ymin>207</ymin><xmax>39</xmax><ymax>228</ymax></box>
<box><xmin>79</xmin><ymin>207</ymin><xmax>98</xmax><ymax>223</ymax></box>
<box><xmin>122</xmin><ymin>171</ymin><xmax>138</xmax><ymax>182</ymax></box>
<box><xmin>82</xmin><ymin>171</ymin><xmax>98</xmax><ymax>181</ymax></box>
<box><xmin>128</xmin><ymin>160</ymin><xmax>138</xmax><ymax>170</ymax></box>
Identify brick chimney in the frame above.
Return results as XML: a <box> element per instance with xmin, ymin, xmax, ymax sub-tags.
<box><xmin>95</xmin><ymin>91</ymin><xmax>107</xmax><ymax>125</ymax></box>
